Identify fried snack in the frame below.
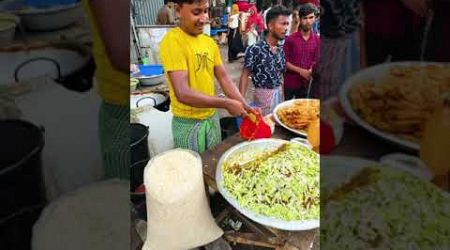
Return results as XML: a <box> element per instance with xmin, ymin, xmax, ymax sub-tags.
<box><xmin>349</xmin><ymin>64</ymin><xmax>450</xmax><ymax>143</ymax></box>
<box><xmin>307</xmin><ymin>118</ymin><xmax>320</xmax><ymax>151</ymax></box>
<box><xmin>277</xmin><ymin>99</ymin><xmax>320</xmax><ymax>132</ymax></box>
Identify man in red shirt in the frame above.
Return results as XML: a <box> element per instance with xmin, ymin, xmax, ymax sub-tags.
<box><xmin>283</xmin><ymin>3</ymin><xmax>319</xmax><ymax>100</ymax></box>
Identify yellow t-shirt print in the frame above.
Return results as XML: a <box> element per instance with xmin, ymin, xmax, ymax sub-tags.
<box><xmin>195</xmin><ymin>51</ymin><xmax>215</xmax><ymax>74</ymax></box>
<box><xmin>159</xmin><ymin>27</ymin><xmax>223</xmax><ymax>120</ymax></box>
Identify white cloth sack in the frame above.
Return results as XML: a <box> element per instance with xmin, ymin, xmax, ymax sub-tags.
<box><xmin>143</xmin><ymin>149</ymin><xmax>223</xmax><ymax>250</ymax></box>
<box><xmin>32</xmin><ymin>179</ymin><xmax>130</xmax><ymax>250</ymax></box>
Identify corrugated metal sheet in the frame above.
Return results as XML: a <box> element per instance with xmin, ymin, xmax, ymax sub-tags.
<box><xmin>131</xmin><ymin>0</ymin><xmax>164</xmax><ymax>25</ymax></box>
<box><xmin>130</xmin><ymin>28</ymin><xmax>139</xmax><ymax>63</ymax></box>
<box><xmin>130</xmin><ymin>25</ymin><xmax>175</xmax><ymax>64</ymax></box>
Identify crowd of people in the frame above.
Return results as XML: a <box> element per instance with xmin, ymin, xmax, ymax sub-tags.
<box><xmin>230</xmin><ymin>1</ymin><xmax>321</xmax><ymax>116</ymax></box>
<box><xmin>226</xmin><ymin>1</ymin><xmax>320</xmax><ymax>61</ymax></box>
<box><xmin>134</xmin><ymin>0</ymin><xmax>445</xmax><ymax>158</ymax></box>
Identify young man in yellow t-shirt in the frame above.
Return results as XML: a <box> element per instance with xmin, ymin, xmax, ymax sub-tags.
<box><xmin>83</xmin><ymin>0</ymin><xmax>129</xmax><ymax>179</ymax></box>
<box><xmin>160</xmin><ymin>0</ymin><xmax>254</xmax><ymax>153</ymax></box>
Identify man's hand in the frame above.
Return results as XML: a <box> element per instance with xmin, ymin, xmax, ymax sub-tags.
<box><xmin>307</xmin><ymin>68</ymin><xmax>312</xmax><ymax>79</ymax></box>
<box><xmin>239</xmin><ymin>68</ymin><xmax>251</xmax><ymax>97</ymax></box>
<box><xmin>225</xmin><ymin>99</ymin><xmax>247</xmax><ymax>117</ymax></box>
<box><xmin>243</xmin><ymin>104</ymin><xmax>261</xmax><ymax>117</ymax></box>
<box><xmin>299</xmin><ymin>68</ymin><xmax>312</xmax><ymax>80</ymax></box>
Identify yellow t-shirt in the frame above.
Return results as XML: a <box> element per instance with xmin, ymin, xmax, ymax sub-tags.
<box><xmin>159</xmin><ymin>27</ymin><xmax>222</xmax><ymax>120</ymax></box>
<box><xmin>82</xmin><ymin>0</ymin><xmax>128</xmax><ymax>105</ymax></box>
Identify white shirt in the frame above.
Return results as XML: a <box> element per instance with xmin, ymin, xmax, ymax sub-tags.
<box><xmin>288</xmin><ymin>14</ymin><xmax>294</xmax><ymax>34</ymax></box>
<box><xmin>228</xmin><ymin>14</ymin><xmax>239</xmax><ymax>29</ymax></box>
<box><xmin>263</xmin><ymin>7</ymin><xmax>272</xmax><ymax>29</ymax></box>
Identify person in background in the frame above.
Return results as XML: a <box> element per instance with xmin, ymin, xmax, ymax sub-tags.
<box><xmin>426</xmin><ymin>0</ymin><xmax>450</xmax><ymax>62</ymax></box>
<box><xmin>364</xmin><ymin>0</ymin><xmax>426</xmax><ymax>65</ymax></box>
<box><xmin>283</xmin><ymin>4</ymin><xmax>319</xmax><ymax>100</ymax></box>
<box><xmin>288</xmin><ymin>9</ymin><xmax>299</xmax><ymax>35</ymax></box>
<box><xmin>316</xmin><ymin>0</ymin><xmax>362</xmax><ymax>100</ymax></box>
<box><xmin>244</xmin><ymin>5</ymin><xmax>264</xmax><ymax>47</ymax></box>
<box><xmin>156</xmin><ymin>0</ymin><xmax>176</xmax><ymax>25</ymax></box>
<box><xmin>263</xmin><ymin>0</ymin><xmax>278</xmax><ymax>30</ymax></box>
<box><xmin>159</xmin><ymin>0</ymin><xmax>255</xmax><ymax>153</ymax></box>
<box><xmin>82</xmin><ymin>0</ymin><xmax>129</xmax><ymax>179</ymax></box>
<box><xmin>296</xmin><ymin>0</ymin><xmax>320</xmax><ymax>35</ymax></box>
<box><xmin>227</xmin><ymin>4</ymin><xmax>244</xmax><ymax>62</ymax></box>
<box><xmin>239</xmin><ymin>6</ymin><xmax>290</xmax><ymax>116</ymax></box>
<box><xmin>313</xmin><ymin>9</ymin><xmax>320</xmax><ymax>35</ymax></box>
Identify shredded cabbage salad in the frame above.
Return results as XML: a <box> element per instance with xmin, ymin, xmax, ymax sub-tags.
<box><xmin>222</xmin><ymin>143</ymin><xmax>319</xmax><ymax>221</ymax></box>
<box><xmin>322</xmin><ymin>167</ymin><xmax>450</xmax><ymax>249</ymax></box>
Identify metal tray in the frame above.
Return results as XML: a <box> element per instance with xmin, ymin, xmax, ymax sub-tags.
<box><xmin>216</xmin><ymin>138</ymin><xmax>320</xmax><ymax>231</ymax></box>
<box><xmin>339</xmin><ymin>61</ymin><xmax>448</xmax><ymax>151</ymax></box>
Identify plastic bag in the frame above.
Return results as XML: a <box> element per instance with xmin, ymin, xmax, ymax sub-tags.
<box><xmin>239</xmin><ymin>112</ymin><xmax>271</xmax><ymax>140</ymax></box>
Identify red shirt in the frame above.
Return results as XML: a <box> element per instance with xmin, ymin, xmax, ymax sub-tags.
<box><xmin>365</xmin><ymin>0</ymin><xmax>423</xmax><ymax>38</ymax></box>
<box><xmin>283</xmin><ymin>31</ymin><xmax>320</xmax><ymax>89</ymax></box>
<box><xmin>234</xmin><ymin>1</ymin><xmax>254</xmax><ymax>12</ymax></box>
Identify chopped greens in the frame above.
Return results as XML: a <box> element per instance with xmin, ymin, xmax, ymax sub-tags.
<box><xmin>322</xmin><ymin>167</ymin><xmax>450</xmax><ymax>249</ymax></box>
<box><xmin>222</xmin><ymin>143</ymin><xmax>319</xmax><ymax>221</ymax></box>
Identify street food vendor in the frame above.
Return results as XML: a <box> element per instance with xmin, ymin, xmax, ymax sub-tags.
<box><xmin>159</xmin><ymin>0</ymin><xmax>255</xmax><ymax>153</ymax></box>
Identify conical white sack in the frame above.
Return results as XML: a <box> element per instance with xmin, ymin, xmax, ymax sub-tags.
<box><xmin>142</xmin><ymin>149</ymin><xmax>223</xmax><ymax>250</ymax></box>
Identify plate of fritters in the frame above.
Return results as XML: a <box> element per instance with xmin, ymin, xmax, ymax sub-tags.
<box><xmin>273</xmin><ymin>99</ymin><xmax>320</xmax><ymax>136</ymax></box>
<box><xmin>340</xmin><ymin>62</ymin><xmax>450</xmax><ymax>151</ymax></box>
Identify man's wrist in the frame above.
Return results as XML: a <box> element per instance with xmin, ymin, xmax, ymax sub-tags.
<box><xmin>243</xmin><ymin>102</ymin><xmax>252</xmax><ymax>111</ymax></box>
<box><xmin>217</xmin><ymin>98</ymin><xmax>230</xmax><ymax>109</ymax></box>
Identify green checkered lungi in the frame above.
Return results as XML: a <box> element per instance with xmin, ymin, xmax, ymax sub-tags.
<box><xmin>99</xmin><ymin>102</ymin><xmax>130</xmax><ymax>179</ymax></box>
<box><xmin>172</xmin><ymin>112</ymin><xmax>222</xmax><ymax>154</ymax></box>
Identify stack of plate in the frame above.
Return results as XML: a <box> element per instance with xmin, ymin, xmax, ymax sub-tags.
<box><xmin>0</xmin><ymin>13</ymin><xmax>19</xmax><ymax>45</ymax></box>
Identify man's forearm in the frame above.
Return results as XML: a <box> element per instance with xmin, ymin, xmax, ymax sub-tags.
<box><xmin>223</xmin><ymin>81</ymin><xmax>247</xmax><ymax>105</ymax></box>
<box><xmin>215</xmin><ymin>65</ymin><xmax>249</xmax><ymax>106</ymax></box>
<box><xmin>175</xmin><ymin>88</ymin><xmax>230</xmax><ymax>109</ymax></box>
<box><xmin>170</xmin><ymin>69</ymin><xmax>231</xmax><ymax>109</ymax></box>
<box><xmin>286</xmin><ymin>62</ymin><xmax>308</xmax><ymax>75</ymax></box>
<box><xmin>239</xmin><ymin>69</ymin><xmax>250</xmax><ymax>97</ymax></box>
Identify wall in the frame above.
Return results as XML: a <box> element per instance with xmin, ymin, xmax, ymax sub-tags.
<box><xmin>131</xmin><ymin>0</ymin><xmax>164</xmax><ymax>25</ymax></box>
